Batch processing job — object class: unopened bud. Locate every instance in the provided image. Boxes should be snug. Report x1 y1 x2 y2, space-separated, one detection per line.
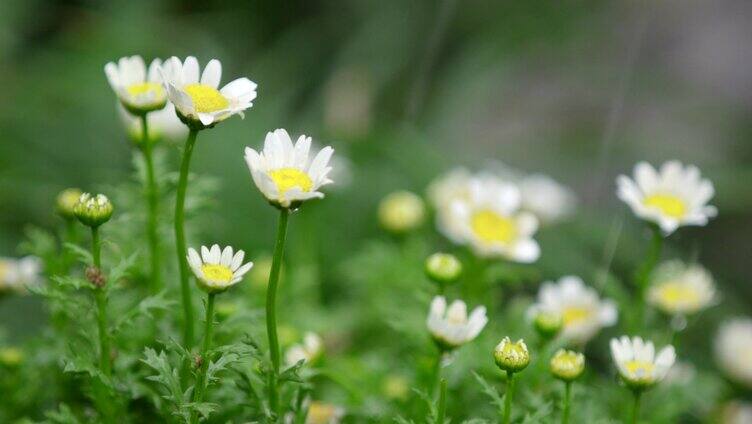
493 337 530 373
425 253 462 285
56 188 83 220
74 193 113 227
377 191 425 234
550 349 585 382
533 310 563 340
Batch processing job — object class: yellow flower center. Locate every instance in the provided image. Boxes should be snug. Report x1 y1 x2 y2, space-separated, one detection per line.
184 83 229 113
643 194 687 218
268 168 313 195
126 82 165 101
201 264 233 283
470 209 517 245
654 282 700 309
625 360 655 378
562 306 592 326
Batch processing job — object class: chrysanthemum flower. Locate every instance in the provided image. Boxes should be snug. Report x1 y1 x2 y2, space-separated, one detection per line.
244 129 334 209
428 168 474 242
105 56 167 114
550 349 585 381
160 56 257 128
426 296 487 350
528 276 617 344
187 245 253 293
0 256 41 294
715 318 752 388
74 193 114 228
117 102 187 143
616 160 717 235
610 336 675 389
285 332 323 366
647 260 716 316
493 337 531 373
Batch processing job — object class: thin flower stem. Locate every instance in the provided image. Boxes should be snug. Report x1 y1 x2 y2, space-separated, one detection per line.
436 378 447 424
430 350 443 397
140 115 161 294
91 227 110 378
266 207 290 415
631 390 642 424
190 293 216 424
175 129 198 347
561 381 572 424
502 371 515 424
634 225 663 329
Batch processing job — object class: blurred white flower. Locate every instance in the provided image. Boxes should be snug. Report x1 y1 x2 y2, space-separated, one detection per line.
377 191 425 234
647 260 716 316
160 56 256 127
617 160 717 235
610 336 675 389
285 332 323 366
0 256 41 294
117 102 188 143
715 318 752 388
519 173 576 224
427 296 487 350
721 400 752 424
187 245 253 293
427 168 473 243
245 129 335 209
528 276 617 344
104 55 167 114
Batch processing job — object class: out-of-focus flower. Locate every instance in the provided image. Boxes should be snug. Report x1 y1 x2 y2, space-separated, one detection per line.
519 173 576 224
56 188 82 220
550 349 585 382
74 193 114 228
427 168 473 243
532 310 563 340
610 336 675 389
118 102 188 144
715 318 752 388
0 256 41 294
377 191 425 234
425 252 462 286
494 337 530 373
104 55 167 114
306 401 344 424
426 296 487 350
382 374 409 401
244 129 334 209
528 276 617 344
617 160 717 235
187 245 253 293
720 400 752 424
324 66 373 138
285 332 323 366
160 56 256 128
647 260 716 316
0 347 23 367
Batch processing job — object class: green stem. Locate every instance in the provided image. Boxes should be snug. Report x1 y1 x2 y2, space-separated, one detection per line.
634 226 663 329
91 227 110 378
190 293 216 424
502 371 515 424
631 390 642 424
141 115 161 294
436 378 447 424
175 129 198 347
562 381 572 424
430 350 443 398
266 208 290 416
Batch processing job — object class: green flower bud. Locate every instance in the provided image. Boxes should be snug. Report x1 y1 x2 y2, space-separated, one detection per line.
377 191 425 234
533 310 563 340
56 188 83 220
550 349 585 382
425 253 462 285
494 337 530 373
73 193 113 228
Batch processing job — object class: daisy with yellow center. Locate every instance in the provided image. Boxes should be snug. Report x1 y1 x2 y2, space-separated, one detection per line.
105 56 167 114
244 129 335 209
426 296 488 350
617 160 717 235
187 244 253 293
610 336 675 389
528 276 617 345
647 260 715 316
160 56 257 128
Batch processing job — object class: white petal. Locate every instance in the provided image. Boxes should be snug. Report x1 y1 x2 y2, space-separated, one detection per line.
201 59 222 88
182 56 200 84
209 244 221 264
220 246 234 266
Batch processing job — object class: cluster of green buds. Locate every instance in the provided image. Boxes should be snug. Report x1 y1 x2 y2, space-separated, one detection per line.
73 193 114 228
550 349 585 382
532 310 563 340
425 252 462 287
493 337 530 373
56 188 83 221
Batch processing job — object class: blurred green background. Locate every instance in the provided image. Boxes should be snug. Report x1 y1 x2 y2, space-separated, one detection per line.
1 0 751 335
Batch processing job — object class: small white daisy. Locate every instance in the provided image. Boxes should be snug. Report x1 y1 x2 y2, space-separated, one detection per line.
715 318 752 389
617 160 717 235
187 245 253 293
285 332 323 366
426 296 488 350
647 260 716 316
105 55 167 114
244 129 334 208
160 56 257 128
528 276 617 345
610 336 675 389
0 256 42 294
117 102 188 143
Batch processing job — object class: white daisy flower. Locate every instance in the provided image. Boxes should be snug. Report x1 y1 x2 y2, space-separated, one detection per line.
104 55 167 114
715 318 752 388
187 245 253 293
0 256 42 294
244 129 334 209
427 168 473 243
647 260 716 316
285 332 323 366
610 336 675 389
519 173 576 224
528 276 617 345
117 102 188 143
450 177 540 262
616 160 717 235
426 296 488 350
160 56 257 128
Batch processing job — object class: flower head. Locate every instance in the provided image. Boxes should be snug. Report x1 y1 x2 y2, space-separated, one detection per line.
377 191 425 234
244 129 334 209
610 336 675 390
426 296 487 350
550 349 585 381
528 276 617 344
493 337 530 373
285 332 324 366
118 102 188 144
160 56 256 129
425 252 462 285
617 161 717 235
647 260 716 316
428 168 474 243
187 245 253 293
105 56 167 114
0 256 41 294
74 193 113 228
715 318 752 389
56 188 82 220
